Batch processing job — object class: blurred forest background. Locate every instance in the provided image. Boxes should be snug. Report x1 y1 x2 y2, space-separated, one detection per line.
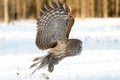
1 0 120 23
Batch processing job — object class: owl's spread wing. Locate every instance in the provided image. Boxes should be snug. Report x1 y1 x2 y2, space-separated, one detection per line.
36 0 74 50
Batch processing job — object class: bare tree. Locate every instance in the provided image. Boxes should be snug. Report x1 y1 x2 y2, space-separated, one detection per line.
2 0 120 21
16 0 20 20
94 0 103 17
36 0 40 17
22 0 26 19
75 0 81 17
90 0 94 17
103 0 108 18
81 0 87 18
116 0 119 17
11 0 15 20
4 0 9 23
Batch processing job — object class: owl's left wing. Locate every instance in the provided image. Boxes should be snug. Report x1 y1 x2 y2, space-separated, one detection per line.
36 0 74 50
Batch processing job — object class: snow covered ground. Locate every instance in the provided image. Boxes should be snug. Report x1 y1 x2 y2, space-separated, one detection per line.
0 18 120 80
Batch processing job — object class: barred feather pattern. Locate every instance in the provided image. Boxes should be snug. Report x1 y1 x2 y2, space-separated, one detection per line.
36 0 70 50
30 0 82 74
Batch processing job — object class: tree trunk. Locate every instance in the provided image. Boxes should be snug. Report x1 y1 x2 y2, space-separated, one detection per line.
36 0 40 17
103 0 108 18
116 0 119 17
76 0 81 17
16 0 20 20
23 0 26 19
90 0 94 17
4 0 9 23
81 0 86 18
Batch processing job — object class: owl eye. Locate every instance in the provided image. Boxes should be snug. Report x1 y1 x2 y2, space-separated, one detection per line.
79 44 82 49
69 14 74 19
79 46 81 49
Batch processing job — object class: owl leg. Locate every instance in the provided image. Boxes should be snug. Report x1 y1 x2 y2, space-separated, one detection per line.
30 53 59 73
45 53 57 72
41 53 59 72
48 63 54 72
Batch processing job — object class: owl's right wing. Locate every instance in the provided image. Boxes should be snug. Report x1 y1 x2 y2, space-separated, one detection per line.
36 0 74 50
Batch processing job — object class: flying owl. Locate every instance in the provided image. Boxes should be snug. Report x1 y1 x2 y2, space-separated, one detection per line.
30 0 82 74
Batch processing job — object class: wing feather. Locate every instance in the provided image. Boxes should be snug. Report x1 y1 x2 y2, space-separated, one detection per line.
36 0 74 50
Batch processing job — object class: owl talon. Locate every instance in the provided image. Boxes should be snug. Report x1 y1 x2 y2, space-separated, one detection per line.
48 63 54 72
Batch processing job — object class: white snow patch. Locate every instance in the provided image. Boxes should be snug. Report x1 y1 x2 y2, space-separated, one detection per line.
0 18 120 80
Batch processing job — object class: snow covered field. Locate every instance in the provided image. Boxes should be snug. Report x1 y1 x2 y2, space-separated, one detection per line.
0 18 120 80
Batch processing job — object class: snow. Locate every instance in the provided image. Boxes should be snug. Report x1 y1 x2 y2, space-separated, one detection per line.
0 18 120 80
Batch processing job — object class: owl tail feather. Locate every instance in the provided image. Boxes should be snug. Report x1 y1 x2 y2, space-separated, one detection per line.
30 53 57 74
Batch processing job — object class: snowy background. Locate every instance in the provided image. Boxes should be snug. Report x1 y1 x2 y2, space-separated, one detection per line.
0 18 120 80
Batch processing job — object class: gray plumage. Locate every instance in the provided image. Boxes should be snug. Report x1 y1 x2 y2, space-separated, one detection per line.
30 0 82 74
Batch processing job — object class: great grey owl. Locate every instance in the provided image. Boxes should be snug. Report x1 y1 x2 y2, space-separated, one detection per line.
30 0 82 74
